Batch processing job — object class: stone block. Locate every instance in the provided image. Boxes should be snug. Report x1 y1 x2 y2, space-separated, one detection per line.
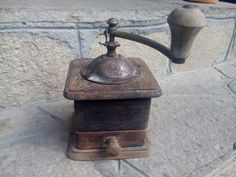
0 1 235 23
214 62 236 79
89 66 236 177
0 103 67 148
226 30 236 62
0 30 78 107
160 67 233 96
93 160 119 177
211 157 236 177
0 101 100 177
0 63 236 177
171 19 235 72
228 80 236 94
126 94 236 177
0 131 101 177
78 29 103 58
37 100 74 124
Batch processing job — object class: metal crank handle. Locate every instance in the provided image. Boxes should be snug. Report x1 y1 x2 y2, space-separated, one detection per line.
107 5 206 64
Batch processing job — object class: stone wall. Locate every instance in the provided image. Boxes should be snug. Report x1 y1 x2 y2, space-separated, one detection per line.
0 2 235 107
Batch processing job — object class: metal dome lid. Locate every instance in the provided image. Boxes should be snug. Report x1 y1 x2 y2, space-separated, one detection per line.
81 54 140 85
80 18 141 85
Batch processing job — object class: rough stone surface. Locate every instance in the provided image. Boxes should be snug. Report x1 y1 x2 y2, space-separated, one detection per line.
90 62 236 177
0 100 101 177
214 62 236 79
211 156 236 177
226 27 236 62
171 19 235 72
161 66 233 96
228 80 236 94
0 0 235 23
0 61 236 177
89 31 170 79
0 1 236 176
79 29 103 58
213 62 236 95
0 1 235 107
126 95 236 177
0 31 78 107
229 44 236 62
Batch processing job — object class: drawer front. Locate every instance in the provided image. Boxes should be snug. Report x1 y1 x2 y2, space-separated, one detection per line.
74 130 148 149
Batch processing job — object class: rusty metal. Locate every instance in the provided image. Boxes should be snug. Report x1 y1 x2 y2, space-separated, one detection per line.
111 5 206 64
81 5 206 84
81 54 140 84
81 19 141 84
113 31 172 59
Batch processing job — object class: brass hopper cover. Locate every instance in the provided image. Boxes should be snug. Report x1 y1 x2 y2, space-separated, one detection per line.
81 54 140 85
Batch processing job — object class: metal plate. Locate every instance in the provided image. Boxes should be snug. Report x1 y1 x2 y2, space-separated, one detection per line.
81 54 140 84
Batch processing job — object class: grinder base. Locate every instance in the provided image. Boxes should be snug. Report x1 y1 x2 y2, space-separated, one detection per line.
68 131 150 161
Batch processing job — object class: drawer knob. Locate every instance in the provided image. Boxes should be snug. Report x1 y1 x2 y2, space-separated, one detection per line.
104 136 121 156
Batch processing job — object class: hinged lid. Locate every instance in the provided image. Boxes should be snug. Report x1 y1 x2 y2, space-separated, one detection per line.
64 58 162 100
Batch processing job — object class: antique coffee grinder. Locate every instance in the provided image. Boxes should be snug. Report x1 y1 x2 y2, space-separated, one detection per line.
64 5 206 160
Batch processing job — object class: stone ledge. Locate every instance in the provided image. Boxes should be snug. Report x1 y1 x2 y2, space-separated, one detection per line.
0 0 235 24
0 62 235 177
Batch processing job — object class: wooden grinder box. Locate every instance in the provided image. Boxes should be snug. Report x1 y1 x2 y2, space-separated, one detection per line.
64 58 162 160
